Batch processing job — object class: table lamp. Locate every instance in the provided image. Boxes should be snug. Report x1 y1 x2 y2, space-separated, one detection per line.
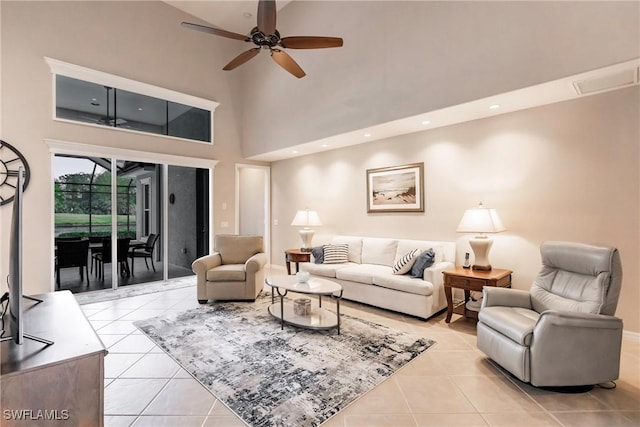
291 209 322 252
456 202 506 271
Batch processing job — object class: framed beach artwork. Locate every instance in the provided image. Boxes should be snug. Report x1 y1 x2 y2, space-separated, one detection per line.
366 162 424 213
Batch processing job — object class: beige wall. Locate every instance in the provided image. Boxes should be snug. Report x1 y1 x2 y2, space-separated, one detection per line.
1 1 638 336
240 1 639 157
0 1 265 295
271 87 640 333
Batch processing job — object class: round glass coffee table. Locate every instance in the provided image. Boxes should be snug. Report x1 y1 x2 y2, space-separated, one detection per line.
265 275 344 334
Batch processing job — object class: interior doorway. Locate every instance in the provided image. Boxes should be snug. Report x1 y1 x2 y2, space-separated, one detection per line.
235 164 270 265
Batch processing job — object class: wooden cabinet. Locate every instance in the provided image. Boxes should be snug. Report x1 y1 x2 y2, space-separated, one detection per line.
1 291 107 426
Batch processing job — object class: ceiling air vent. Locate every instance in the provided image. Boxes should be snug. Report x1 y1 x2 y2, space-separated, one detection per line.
573 67 639 95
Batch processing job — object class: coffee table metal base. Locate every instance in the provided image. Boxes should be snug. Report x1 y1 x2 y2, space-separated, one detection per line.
267 303 339 331
269 287 343 334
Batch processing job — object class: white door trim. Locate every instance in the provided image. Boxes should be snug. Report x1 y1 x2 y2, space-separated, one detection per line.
235 164 271 266
48 138 217 290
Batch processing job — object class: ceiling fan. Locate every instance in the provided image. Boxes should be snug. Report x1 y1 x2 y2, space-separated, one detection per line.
181 0 343 78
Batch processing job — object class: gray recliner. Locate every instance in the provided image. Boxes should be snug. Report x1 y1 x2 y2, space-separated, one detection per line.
477 241 623 387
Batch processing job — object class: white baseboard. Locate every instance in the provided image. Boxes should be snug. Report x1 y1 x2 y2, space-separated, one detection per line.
623 330 640 342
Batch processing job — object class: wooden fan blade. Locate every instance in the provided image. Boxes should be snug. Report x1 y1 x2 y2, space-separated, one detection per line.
223 48 261 71
181 22 249 42
257 0 277 35
271 49 306 78
280 36 344 49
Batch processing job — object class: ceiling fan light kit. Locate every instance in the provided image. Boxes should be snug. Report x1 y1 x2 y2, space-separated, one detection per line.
182 0 343 78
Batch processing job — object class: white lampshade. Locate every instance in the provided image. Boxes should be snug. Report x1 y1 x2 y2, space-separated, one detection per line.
456 202 505 235
291 209 322 252
456 202 505 271
290 210 322 227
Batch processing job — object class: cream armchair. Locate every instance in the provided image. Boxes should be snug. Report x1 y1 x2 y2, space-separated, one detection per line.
192 234 267 303
477 241 623 387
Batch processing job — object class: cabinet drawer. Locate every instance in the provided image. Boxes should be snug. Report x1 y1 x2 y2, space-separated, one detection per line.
447 276 485 289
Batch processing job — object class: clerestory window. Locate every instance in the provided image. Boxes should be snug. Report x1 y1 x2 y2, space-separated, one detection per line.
46 57 218 144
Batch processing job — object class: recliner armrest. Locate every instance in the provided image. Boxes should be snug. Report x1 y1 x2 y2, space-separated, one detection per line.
482 287 532 309
536 310 623 330
191 252 222 275
245 252 267 273
423 261 454 286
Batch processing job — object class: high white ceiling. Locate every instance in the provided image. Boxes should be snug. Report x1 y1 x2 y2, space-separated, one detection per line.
165 1 291 35
164 1 639 162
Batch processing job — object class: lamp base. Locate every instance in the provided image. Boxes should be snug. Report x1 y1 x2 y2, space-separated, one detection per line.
469 235 494 271
298 228 315 252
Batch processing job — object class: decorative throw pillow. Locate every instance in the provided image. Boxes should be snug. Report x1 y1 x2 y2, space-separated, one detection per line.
311 246 324 264
410 248 436 278
323 243 349 264
392 249 421 275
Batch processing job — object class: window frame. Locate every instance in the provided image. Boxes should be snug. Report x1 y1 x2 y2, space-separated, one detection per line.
45 57 219 145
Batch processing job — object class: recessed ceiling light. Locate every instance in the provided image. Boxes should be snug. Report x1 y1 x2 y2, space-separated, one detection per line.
421 120 431 125
292 150 298 154
364 133 372 137
489 104 501 110
138 107 143 111
321 144 328 148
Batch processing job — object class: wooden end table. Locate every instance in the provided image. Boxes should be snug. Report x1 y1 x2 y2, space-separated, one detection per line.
284 249 311 275
443 267 512 323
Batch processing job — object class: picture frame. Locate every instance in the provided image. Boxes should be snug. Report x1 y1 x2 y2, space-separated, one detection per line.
366 162 424 213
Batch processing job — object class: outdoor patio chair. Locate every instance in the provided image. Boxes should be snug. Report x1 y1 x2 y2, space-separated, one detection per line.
89 235 109 274
128 234 159 275
55 239 90 289
93 237 131 279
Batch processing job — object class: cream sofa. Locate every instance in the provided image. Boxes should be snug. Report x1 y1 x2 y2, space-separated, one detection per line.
299 236 456 319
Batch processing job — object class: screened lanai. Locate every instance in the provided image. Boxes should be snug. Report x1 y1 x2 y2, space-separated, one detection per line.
53 155 201 293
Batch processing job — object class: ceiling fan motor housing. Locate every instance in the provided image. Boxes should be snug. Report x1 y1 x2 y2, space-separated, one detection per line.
250 27 281 48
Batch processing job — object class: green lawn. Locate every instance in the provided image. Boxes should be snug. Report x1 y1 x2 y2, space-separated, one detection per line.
55 213 135 226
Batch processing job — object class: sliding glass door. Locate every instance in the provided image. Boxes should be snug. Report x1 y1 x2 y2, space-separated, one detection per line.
53 155 112 292
53 152 209 293
116 160 164 286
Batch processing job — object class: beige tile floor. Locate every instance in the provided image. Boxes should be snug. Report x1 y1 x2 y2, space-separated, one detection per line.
82 274 640 427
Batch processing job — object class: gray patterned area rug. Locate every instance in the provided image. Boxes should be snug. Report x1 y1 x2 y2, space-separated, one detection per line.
134 293 434 427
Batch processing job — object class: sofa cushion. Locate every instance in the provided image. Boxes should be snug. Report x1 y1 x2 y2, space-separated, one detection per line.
361 238 398 266
396 240 445 264
332 236 363 263
410 249 436 278
311 246 324 264
336 264 391 284
206 264 246 281
323 243 349 264
392 249 421 275
300 262 355 278
373 274 434 296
